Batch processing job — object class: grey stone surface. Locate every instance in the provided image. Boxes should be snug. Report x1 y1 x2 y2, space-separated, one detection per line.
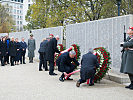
9 26 63 59
66 14 133 73
0 60 133 100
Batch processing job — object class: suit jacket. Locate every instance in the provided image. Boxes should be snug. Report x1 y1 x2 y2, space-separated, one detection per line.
20 41 27 52
0 41 7 56
38 40 48 53
9 41 17 56
46 38 60 61
56 52 79 72
80 52 99 80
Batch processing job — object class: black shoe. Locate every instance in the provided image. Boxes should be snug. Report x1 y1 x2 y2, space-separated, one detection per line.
67 77 73 80
125 84 131 88
39 69 43 71
59 77 64 82
129 87 133 90
7 62 10 64
20 62 22 64
76 81 81 87
89 83 94 86
23 62 26 64
49 73 57 75
1 65 5 66
11 65 14 66
45 69 48 71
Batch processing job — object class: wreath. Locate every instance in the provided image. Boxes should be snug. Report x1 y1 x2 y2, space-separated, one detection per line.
93 47 111 83
71 44 81 61
54 44 64 66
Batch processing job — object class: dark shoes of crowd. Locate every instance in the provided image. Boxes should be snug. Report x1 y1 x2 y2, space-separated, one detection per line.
76 81 94 87
125 84 133 90
59 77 73 82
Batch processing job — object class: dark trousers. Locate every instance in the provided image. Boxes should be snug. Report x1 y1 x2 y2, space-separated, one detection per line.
60 65 76 78
128 74 133 83
48 60 54 74
5 53 9 63
29 57 33 63
10 56 15 66
20 51 26 63
39 52 48 70
1 56 6 66
79 69 96 84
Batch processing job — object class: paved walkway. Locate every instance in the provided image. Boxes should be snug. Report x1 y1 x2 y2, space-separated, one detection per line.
0 60 133 100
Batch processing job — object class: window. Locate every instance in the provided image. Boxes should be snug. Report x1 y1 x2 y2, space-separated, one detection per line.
21 0 23 3
20 21 22 25
14 9 16 13
14 15 16 18
17 21 19 24
28 4 31 8
17 10 19 14
20 5 23 9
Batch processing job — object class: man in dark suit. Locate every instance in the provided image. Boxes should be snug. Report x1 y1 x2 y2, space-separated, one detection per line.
20 37 27 64
9 37 17 66
76 48 99 87
38 38 49 71
46 35 60 75
56 50 79 82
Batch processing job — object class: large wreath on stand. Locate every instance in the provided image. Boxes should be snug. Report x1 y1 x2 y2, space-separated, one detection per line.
93 47 111 83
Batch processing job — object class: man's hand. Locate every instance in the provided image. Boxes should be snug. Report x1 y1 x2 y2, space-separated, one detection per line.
17 49 19 51
23 49 25 51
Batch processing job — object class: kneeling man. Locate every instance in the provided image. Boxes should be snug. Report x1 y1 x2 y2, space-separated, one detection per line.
76 48 99 87
56 50 79 82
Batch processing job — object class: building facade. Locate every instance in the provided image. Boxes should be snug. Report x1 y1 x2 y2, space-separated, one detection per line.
0 0 24 31
23 0 35 26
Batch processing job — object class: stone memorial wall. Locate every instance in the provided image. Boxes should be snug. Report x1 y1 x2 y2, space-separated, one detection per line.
66 15 133 73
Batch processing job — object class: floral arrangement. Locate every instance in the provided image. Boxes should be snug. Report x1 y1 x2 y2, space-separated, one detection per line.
54 44 64 66
93 47 111 83
71 44 81 61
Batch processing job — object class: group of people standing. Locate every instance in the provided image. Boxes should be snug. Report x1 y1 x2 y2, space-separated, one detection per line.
38 34 99 87
0 34 36 66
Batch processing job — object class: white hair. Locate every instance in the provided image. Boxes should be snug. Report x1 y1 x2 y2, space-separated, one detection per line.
11 37 14 39
89 48 93 53
55 35 59 38
69 50 76 56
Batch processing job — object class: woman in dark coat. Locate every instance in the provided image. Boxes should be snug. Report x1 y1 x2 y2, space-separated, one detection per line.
0 37 8 66
15 38 21 65
9 37 17 66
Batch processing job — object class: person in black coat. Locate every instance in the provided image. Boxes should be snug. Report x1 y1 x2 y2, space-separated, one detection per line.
5 35 10 64
9 37 17 66
0 37 8 66
56 51 79 82
46 35 60 75
38 38 49 71
76 49 99 87
20 37 27 64
14 38 21 65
